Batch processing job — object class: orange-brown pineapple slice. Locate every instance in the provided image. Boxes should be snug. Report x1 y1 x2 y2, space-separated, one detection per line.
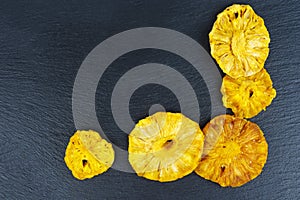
210 4 270 78
128 112 204 182
221 69 276 118
64 130 115 180
195 115 268 187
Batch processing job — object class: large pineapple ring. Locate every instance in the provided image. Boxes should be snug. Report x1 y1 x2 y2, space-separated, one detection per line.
64 130 115 180
209 4 270 78
128 112 204 182
195 115 268 187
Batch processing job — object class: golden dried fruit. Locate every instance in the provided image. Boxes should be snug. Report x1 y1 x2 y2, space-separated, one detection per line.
128 112 204 182
221 68 276 118
64 130 114 180
195 115 268 187
210 4 270 78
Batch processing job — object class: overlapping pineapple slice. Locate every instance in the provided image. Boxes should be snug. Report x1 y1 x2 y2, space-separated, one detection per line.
128 112 204 182
195 115 268 187
221 69 276 118
209 4 270 78
64 130 114 180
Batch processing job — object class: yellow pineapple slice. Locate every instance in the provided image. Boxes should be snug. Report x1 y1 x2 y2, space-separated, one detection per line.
195 115 268 187
210 4 270 78
64 130 114 180
221 68 276 118
128 112 204 182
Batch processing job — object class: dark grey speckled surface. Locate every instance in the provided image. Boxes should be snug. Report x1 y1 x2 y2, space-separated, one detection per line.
0 0 299 199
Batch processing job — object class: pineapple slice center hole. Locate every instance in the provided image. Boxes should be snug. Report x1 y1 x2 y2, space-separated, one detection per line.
249 90 254 98
221 165 226 172
82 159 88 167
163 139 174 150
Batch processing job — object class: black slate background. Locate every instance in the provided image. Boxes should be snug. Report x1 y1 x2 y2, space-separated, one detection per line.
0 0 299 199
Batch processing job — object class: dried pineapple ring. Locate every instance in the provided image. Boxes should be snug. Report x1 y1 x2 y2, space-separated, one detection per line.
128 112 204 182
64 130 114 180
195 115 268 187
210 4 270 78
221 68 276 118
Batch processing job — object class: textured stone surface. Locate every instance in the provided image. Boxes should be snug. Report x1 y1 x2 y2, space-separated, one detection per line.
0 0 299 199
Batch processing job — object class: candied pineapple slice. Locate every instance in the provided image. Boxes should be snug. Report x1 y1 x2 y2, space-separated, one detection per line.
64 130 114 180
195 115 268 187
128 112 204 182
221 68 276 118
210 4 270 78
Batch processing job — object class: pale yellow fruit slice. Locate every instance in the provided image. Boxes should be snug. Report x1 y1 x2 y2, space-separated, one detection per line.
128 112 204 182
